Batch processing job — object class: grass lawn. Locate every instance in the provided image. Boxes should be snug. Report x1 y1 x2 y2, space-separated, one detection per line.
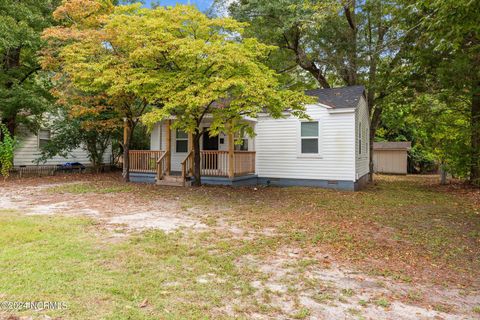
0 174 478 319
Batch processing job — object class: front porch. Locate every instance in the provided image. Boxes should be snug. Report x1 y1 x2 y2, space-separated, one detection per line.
127 120 256 186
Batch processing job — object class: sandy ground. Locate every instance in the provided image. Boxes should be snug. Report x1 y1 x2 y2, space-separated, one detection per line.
0 178 479 320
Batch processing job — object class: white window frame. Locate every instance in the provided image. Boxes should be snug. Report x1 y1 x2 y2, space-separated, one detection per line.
298 120 322 158
358 122 362 155
175 129 188 153
38 129 51 148
234 138 248 151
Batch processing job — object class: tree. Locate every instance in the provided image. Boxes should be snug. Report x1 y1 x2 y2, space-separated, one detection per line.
36 97 119 172
114 4 310 185
222 0 415 180
403 0 480 185
42 0 149 182
0 0 59 136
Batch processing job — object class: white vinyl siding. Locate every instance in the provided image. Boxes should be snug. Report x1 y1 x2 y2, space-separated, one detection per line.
13 126 111 166
256 104 356 181
355 96 370 178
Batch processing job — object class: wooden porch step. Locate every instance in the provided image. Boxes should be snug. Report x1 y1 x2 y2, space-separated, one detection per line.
156 175 191 187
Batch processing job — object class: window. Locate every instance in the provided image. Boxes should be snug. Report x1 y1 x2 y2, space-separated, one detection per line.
358 122 362 155
176 129 188 153
364 126 368 155
38 129 51 148
234 138 248 151
301 121 319 154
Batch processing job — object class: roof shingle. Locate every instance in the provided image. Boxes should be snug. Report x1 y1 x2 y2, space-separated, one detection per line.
305 85 365 109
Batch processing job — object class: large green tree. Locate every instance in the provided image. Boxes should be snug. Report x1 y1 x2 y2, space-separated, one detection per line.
0 0 59 136
118 5 310 185
222 0 414 179
43 0 150 182
44 2 309 185
402 0 480 184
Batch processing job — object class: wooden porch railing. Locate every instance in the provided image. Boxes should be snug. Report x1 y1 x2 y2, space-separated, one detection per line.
156 151 169 180
201 150 229 176
129 150 163 173
198 150 256 177
129 150 256 180
234 151 256 176
181 150 194 180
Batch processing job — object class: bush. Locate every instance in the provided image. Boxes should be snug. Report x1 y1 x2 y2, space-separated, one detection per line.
0 124 17 178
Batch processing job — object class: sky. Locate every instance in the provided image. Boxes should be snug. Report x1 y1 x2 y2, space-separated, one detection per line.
143 0 214 11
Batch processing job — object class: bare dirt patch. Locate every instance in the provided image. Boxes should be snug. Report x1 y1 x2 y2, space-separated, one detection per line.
0 175 209 233
234 247 480 319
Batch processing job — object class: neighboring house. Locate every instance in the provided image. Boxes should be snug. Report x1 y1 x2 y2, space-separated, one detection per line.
13 125 111 167
128 86 370 191
373 141 411 175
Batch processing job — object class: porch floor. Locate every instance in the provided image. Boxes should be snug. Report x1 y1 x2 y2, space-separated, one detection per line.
129 171 257 186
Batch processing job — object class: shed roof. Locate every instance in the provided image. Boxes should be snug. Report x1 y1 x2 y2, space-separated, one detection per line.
373 141 412 150
305 85 365 109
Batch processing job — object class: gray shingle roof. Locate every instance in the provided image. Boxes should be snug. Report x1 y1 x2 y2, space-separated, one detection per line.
373 141 412 150
305 85 365 109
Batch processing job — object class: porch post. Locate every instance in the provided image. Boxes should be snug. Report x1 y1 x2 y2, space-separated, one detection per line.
166 119 171 175
188 132 194 174
228 131 235 179
123 118 129 146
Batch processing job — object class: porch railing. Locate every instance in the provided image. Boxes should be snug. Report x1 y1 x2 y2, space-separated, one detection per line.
156 151 169 180
181 150 194 180
129 150 163 173
234 151 256 176
128 150 256 178
201 150 229 176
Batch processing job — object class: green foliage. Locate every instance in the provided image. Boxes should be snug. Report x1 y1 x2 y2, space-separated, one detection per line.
0 0 59 133
376 0 480 180
44 1 311 183
0 123 17 178
36 106 116 170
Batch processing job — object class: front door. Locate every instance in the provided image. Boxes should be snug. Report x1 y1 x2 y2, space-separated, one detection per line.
202 128 219 171
202 128 218 150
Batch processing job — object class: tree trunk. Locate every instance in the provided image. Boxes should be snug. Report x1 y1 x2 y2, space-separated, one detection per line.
369 105 383 181
470 81 480 185
122 121 134 182
192 131 202 186
440 164 447 185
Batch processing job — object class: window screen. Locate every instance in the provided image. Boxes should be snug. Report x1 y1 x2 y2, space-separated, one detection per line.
38 129 51 148
176 130 188 153
301 122 319 154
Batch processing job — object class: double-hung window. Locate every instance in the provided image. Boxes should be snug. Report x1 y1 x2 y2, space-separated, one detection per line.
38 129 51 148
176 129 188 153
300 121 319 154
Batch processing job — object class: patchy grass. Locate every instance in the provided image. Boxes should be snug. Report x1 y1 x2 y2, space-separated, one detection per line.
1 173 479 318
374 298 391 308
0 212 256 319
46 182 134 194
37 174 480 286
180 175 480 286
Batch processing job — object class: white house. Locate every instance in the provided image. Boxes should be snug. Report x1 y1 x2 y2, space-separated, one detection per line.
11 125 111 167
128 86 370 191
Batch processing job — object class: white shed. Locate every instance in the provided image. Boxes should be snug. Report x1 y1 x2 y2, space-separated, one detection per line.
373 141 411 174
